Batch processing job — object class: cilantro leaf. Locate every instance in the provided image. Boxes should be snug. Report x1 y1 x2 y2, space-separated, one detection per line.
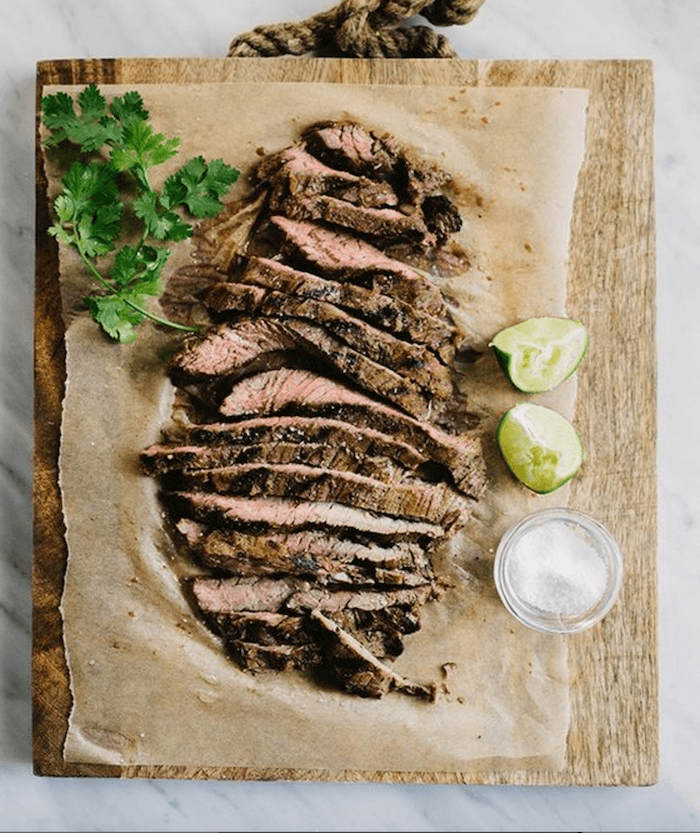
85 293 145 343
76 84 108 122
162 156 239 218
75 203 123 258
61 160 120 214
109 244 170 291
41 90 75 129
133 192 192 242
204 158 241 197
112 119 180 174
110 90 149 127
42 84 121 152
51 161 122 255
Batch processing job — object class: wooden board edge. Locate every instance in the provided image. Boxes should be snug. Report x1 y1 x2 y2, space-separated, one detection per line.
564 58 659 786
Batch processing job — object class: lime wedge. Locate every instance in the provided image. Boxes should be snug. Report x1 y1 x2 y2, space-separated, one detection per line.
497 402 584 493
491 317 588 393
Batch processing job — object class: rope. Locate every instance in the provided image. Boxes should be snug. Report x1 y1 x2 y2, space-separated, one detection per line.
228 0 486 59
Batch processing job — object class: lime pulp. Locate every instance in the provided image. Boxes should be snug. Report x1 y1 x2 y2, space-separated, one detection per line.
490 317 588 393
497 402 584 493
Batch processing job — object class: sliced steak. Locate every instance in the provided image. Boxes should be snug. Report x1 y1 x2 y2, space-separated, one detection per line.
291 585 436 660
193 596 435 695
233 257 456 360
270 216 448 316
167 492 446 541
400 157 451 205
301 121 401 181
193 577 436 663
255 145 398 209
421 194 464 243
286 583 436 615
283 317 433 416
203 284 453 398
228 640 321 673
142 118 482 702
301 120 451 207
279 195 431 245
193 576 433 617
160 263 229 324
171 318 433 419
310 608 437 700
168 415 430 473
197 609 322 672
141 439 416 483
216 369 487 499
191 575 300 614
177 520 432 585
202 281 267 314
198 609 310 646
208 621 321 672
170 318 295 381
165 462 469 528
193 191 268 270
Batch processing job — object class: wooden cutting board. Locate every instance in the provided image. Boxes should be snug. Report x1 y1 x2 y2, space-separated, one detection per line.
32 57 657 785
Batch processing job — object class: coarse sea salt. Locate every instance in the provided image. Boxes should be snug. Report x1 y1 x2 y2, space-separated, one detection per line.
505 519 609 616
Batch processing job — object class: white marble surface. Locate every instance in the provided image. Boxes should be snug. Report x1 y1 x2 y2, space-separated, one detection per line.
1 0 699 829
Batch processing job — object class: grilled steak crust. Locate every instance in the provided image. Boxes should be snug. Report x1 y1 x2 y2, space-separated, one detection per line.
300 120 454 212
194 600 437 696
309 608 437 700
421 194 464 243
284 317 435 417
201 610 313 647
300 121 402 181
192 576 441 684
280 194 431 245
141 440 419 483
161 414 430 473
227 640 321 673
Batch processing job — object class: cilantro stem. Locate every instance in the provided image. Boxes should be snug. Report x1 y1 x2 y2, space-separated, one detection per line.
125 302 199 333
76 242 198 334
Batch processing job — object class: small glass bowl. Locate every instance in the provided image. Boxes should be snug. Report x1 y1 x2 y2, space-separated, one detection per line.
494 507 623 634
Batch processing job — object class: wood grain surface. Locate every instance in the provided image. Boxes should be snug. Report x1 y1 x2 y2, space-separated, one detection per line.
33 57 657 785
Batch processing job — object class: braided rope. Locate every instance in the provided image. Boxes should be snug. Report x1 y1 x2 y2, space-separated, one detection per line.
228 0 486 59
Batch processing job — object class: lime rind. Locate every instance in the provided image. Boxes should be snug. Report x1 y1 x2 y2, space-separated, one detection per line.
491 316 588 393
497 402 584 493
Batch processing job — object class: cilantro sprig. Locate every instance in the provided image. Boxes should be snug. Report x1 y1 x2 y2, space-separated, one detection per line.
41 84 239 343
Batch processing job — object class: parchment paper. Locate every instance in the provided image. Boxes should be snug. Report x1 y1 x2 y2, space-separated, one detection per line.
44 81 589 772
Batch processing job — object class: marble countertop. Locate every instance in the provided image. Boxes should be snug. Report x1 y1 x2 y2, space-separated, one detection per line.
2 0 699 830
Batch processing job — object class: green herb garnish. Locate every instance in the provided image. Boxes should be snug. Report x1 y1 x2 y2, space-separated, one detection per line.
41 84 239 343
